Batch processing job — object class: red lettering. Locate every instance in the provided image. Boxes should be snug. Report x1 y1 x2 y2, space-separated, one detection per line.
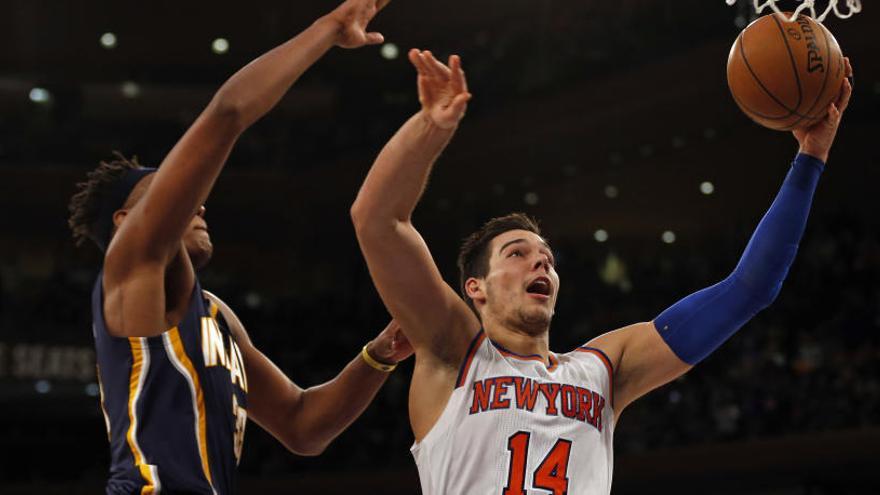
492 377 514 409
594 394 606 432
539 383 561 415
513 377 540 411
576 387 592 422
560 385 578 418
470 379 493 414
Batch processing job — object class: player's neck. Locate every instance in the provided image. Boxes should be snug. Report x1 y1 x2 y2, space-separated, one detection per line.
483 318 551 362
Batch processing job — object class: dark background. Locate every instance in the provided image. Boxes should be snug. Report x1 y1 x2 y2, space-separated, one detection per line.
0 0 878 493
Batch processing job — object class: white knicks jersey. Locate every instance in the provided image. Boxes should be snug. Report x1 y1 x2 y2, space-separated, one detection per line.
412 330 615 495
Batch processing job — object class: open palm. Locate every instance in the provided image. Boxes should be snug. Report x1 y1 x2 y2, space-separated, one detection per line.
409 49 471 129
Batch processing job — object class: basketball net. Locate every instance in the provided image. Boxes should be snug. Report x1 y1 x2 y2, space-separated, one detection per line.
724 0 862 22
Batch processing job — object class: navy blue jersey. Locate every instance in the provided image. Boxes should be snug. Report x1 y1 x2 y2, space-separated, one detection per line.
92 272 248 494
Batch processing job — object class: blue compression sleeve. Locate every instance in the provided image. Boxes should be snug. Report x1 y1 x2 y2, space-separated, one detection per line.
654 153 824 365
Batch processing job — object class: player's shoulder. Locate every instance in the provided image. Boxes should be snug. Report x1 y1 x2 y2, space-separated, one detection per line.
202 290 252 345
453 329 490 387
202 289 226 311
563 344 614 377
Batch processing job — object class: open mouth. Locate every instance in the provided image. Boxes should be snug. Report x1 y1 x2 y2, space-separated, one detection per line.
526 277 552 297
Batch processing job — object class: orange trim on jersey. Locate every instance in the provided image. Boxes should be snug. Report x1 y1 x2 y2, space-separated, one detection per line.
575 346 614 407
164 327 214 489
491 340 558 371
455 330 486 388
125 338 157 494
209 301 219 319
547 353 559 372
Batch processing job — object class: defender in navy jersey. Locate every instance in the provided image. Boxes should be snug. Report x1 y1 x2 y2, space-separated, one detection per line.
68 1 411 493
351 50 853 493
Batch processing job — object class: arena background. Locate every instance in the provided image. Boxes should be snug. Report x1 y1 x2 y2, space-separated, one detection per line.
1 0 878 493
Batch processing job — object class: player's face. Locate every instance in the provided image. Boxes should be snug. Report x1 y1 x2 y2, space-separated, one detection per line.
184 206 213 270
482 229 559 334
119 175 213 269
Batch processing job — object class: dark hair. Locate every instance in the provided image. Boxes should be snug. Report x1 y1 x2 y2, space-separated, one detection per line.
67 153 143 248
457 212 542 314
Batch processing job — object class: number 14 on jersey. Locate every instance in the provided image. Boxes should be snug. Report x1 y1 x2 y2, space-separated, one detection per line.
503 431 573 495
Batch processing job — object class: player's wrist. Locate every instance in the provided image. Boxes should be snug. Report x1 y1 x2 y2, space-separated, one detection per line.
312 14 343 40
417 109 458 133
797 145 829 164
362 342 397 372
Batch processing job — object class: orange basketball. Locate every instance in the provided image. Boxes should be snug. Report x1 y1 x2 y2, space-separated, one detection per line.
727 13 845 131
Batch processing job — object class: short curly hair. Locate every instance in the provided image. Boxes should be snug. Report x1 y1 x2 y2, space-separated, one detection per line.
457 212 543 314
67 153 144 249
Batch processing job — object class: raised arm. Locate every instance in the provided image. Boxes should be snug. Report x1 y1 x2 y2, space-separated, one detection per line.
109 0 387 268
103 0 387 337
205 292 412 455
590 59 854 416
350 50 478 367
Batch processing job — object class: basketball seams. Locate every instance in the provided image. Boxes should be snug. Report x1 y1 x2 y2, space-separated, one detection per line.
786 17 834 128
770 14 805 111
730 88 798 122
739 23 796 119
730 34 793 122
730 13 843 131
805 23 840 120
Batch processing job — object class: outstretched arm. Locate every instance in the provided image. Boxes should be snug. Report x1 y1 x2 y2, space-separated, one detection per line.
111 0 386 266
207 292 413 455
590 59 854 415
351 50 478 367
104 0 387 337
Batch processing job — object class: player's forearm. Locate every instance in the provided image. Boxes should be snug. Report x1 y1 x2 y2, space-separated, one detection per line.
731 153 823 302
211 17 339 131
351 112 456 229
123 19 342 260
287 353 390 455
655 153 824 364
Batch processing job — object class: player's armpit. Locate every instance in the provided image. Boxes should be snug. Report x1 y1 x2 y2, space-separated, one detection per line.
103 260 184 338
586 322 692 416
409 351 464 441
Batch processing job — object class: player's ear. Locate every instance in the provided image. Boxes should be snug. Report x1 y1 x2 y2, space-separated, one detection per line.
465 277 486 305
112 209 128 228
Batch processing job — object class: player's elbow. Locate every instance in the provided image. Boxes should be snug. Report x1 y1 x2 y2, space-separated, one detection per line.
350 201 394 239
280 423 333 456
207 88 250 133
751 283 783 310
350 200 369 231
278 401 335 456
732 273 783 312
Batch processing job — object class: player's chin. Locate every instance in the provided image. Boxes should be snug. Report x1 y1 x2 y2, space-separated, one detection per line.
517 307 553 334
186 238 214 270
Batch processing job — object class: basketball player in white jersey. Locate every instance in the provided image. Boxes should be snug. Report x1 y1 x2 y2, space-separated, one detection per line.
351 50 852 494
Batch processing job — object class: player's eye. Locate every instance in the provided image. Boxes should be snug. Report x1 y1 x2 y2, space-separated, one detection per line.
508 249 523 258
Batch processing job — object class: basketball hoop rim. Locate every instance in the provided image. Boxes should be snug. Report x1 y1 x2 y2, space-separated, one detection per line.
724 0 862 22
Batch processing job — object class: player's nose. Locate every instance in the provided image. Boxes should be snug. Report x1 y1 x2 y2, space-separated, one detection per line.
196 205 206 218
533 256 549 272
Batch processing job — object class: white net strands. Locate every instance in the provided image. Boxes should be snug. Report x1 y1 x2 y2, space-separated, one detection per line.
724 0 863 22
